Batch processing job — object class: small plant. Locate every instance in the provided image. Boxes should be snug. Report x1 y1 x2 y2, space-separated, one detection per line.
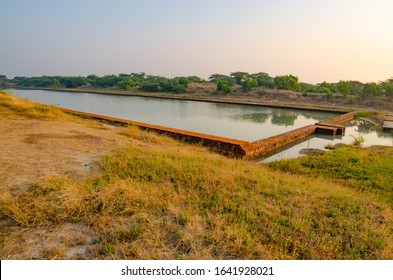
355 111 374 119
351 135 365 146
348 96 355 104
326 92 333 99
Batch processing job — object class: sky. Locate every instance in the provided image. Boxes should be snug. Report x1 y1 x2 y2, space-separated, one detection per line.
1 0 393 84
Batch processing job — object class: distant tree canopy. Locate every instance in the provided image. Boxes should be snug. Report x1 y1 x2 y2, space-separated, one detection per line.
7 72 393 98
274 75 301 91
230 72 249 85
11 73 199 94
216 80 232 94
209 74 236 85
251 72 275 88
0 75 7 87
241 77 258 91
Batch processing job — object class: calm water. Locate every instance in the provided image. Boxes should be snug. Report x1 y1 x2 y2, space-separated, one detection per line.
7 89 338 142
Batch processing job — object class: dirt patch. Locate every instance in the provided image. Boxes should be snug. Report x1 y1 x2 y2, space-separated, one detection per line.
0 114 133 259
0 116 130 193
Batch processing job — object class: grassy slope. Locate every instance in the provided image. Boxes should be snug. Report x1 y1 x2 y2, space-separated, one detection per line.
268 146 393 208
1 92 393 259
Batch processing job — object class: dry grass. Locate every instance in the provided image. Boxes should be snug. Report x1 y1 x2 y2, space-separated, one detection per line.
1 92 393 260
0 92 95 125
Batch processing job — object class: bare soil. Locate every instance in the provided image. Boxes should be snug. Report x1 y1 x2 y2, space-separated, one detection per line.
0 116 129 193
0 115 132 259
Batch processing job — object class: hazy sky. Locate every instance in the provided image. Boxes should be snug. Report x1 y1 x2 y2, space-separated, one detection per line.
1 0 392 83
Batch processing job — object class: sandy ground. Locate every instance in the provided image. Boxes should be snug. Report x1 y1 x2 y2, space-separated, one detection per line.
0 115 131 259
0 116 129 193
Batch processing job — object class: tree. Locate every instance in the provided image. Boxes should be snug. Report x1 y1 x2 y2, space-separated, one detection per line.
139 82 160 92
251 72 275 88
216 80 232 94
336 80 350 96
59 76 88 88
0 75 7 87
348 80 364 95
273 75 301 91
186 76 204 83
319 81 337 93
381 78 393 97
230 71 249 85
361 82 381 97
177 77 190 87
241 77 258 91
209 74 235 85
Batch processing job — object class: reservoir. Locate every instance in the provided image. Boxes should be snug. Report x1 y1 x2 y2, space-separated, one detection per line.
7 89 393 160
7 88 337 142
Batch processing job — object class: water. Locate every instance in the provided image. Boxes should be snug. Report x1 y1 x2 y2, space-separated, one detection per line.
7 88 338 142
261 119 393 163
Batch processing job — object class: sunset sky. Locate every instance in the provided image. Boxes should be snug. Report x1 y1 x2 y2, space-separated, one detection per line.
1 0 392 83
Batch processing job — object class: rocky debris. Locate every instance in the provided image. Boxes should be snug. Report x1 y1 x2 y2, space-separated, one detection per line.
299 148 325 156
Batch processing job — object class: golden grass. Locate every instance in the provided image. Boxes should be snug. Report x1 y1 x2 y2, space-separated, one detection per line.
1 92 392 259
1 141 392 259
0 92 97 127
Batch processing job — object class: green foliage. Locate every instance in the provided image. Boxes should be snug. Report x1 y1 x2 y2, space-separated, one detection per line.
381 78 393 97
348 96 355 104
348 81 364 95
177 77 190 87
305 86 331 94
186 76 204 83
230 71 249 84
351 135 365 146
241 77 258 91
92 75 122 88
268 146 393 208
354 111 374 119
361 82 382 97
216 80 232 94
209 74 235 85
59 76 88 88
336 81 350 96
139 82 160 92
273 75 301 91
252 72 275 88
0 75 7 87
16 76 60 87
319 81 337 93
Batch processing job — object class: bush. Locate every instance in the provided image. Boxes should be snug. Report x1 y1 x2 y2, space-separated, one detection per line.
348 96 355 104
216 80 232 94
241 78 258 91
139 82 160 92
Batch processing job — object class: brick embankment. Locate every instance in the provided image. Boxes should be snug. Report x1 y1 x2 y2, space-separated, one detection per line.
317 112 356 125
244 125 317 159
61 108 356 159
61 108 249 157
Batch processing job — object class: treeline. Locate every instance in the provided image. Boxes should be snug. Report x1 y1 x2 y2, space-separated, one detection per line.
2 72 393 97
7 73 203 93
209 71 393 97
209 72 301 93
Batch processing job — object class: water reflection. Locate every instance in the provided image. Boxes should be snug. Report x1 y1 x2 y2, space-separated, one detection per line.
232 113 270 123
271 111 298 126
